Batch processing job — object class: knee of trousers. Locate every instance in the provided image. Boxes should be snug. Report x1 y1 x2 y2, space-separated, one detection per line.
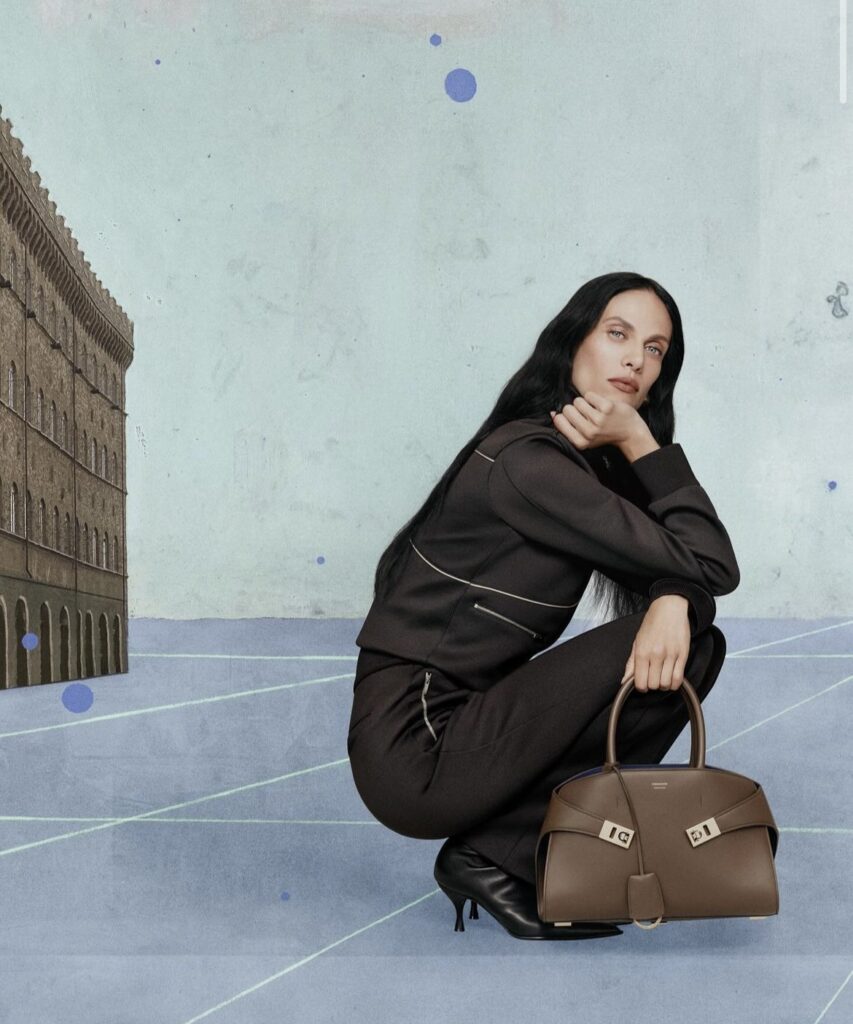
349 752 459 841
684 623 727 700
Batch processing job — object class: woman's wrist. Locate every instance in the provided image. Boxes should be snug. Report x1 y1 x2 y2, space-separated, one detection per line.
619 422 661 463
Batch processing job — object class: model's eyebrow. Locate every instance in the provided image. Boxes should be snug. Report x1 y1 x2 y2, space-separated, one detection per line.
605 316 671 348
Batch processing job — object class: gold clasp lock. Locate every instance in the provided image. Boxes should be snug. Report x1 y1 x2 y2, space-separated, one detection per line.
686 816 721 847
599 819 634 848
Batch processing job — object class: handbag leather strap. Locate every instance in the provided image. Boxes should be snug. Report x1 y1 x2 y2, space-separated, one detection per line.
539 781 779 857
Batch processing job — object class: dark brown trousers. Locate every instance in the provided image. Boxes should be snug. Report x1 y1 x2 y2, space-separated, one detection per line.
347 612 727 886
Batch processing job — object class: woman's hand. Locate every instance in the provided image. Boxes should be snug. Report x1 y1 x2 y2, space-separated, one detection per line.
549 391 642 450
620 595 691 692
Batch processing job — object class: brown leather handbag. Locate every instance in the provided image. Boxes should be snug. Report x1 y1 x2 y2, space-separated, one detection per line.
535 676 780 930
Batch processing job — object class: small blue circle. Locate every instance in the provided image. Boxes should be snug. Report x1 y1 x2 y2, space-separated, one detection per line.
21 632 39 651
445 67 477 102
280 891 290 901
828 480 837 490
62 683 94 714
316 555 325 564
430 33 442 46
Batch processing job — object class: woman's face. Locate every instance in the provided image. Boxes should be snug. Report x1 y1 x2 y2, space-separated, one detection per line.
571 289 672 408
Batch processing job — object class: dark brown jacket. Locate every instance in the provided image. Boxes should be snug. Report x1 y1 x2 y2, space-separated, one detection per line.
356 413 740 691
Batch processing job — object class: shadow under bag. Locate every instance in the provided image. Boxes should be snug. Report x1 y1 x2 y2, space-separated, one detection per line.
535 675 780 930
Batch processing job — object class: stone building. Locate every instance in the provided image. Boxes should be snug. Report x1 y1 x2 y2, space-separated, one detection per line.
0 104 133 687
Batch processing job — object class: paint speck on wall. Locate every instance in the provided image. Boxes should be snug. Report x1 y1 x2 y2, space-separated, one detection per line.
316 555 325 564
62 683 94 714
827 480 837 490
430 33 441 46
445 68 477 102
21 632 39 651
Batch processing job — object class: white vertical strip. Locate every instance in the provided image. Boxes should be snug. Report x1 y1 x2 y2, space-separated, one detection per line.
842 0 848 103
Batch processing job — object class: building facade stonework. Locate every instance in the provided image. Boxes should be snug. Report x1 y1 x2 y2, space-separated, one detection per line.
0 104 134 687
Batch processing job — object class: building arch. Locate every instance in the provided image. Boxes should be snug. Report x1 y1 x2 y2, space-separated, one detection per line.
76 609 84 678
59 606 71 681
0 597 7 689
112 614 124 673
15 597 29 687
84 610 95 677
98 613 109 675
39 602 52 684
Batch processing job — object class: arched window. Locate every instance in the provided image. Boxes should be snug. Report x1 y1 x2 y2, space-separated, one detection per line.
62 411 68 449
26 490 32 539
39 498 47 544
113 535 119 572
50 301 56 337
8 250 16 292
82 431 88 466
92 526 98 565
50 401 57 440
37 388 44 431
62 317 68 347
64 513 71 554
82 523 88 562
112 373 117 401
113 452 118 482
53 506 60 548
92 357 98 390
102 532 108 568
7 361 16 410
101 444 107 479
91 437 96 472
10 483 18 534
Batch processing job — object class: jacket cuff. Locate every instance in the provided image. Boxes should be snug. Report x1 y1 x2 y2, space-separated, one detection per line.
629 443 700 502
648 578 717 636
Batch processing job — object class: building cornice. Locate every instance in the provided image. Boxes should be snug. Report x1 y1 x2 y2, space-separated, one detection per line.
0 104 134 370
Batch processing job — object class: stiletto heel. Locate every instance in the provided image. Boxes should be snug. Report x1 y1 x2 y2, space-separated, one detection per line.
469 898 479 920
437 882 469 931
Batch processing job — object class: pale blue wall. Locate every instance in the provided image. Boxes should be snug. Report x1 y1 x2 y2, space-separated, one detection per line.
0 0 848 618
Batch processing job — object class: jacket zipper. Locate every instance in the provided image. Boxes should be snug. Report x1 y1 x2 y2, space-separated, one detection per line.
473 601 543 640
421 671 437 742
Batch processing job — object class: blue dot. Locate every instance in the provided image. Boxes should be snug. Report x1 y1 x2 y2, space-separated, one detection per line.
316 555 325 564
62 683 94 714
445 67 477 102
155 58 161 65
827 480 837 490
280 891 290 901
430 33 442 46
21 632 38 651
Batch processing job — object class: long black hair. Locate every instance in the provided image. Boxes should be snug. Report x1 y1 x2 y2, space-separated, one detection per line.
371 271 686 624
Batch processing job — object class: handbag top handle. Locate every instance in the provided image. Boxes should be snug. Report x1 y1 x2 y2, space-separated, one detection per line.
605 677 706 769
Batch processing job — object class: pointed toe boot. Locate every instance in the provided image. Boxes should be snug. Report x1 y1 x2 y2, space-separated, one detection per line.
433 836 623 940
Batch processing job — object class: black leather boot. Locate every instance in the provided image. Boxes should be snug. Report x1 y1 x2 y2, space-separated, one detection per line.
433 836 623 940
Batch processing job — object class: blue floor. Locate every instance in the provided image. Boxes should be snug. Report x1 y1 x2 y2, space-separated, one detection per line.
0 616 849 1024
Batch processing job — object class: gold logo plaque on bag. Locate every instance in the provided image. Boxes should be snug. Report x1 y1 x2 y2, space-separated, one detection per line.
599 819 634 848
686 816 721 847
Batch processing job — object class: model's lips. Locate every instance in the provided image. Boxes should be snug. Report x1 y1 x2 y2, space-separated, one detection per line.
608 378 639 394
